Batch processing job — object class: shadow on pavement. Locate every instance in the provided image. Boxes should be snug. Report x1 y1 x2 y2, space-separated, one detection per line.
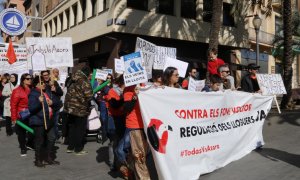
268 110 300 127
255 148 300 168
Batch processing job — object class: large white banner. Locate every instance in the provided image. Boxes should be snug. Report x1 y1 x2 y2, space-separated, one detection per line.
138 88 273 180
0 45 27 73
26 37 74 68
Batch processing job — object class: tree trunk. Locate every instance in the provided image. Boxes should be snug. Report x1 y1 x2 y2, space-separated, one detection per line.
208 0 223 52
280 0 293 109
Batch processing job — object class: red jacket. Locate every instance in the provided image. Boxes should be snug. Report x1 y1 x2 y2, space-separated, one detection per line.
208 58 225 75
10 86 31 122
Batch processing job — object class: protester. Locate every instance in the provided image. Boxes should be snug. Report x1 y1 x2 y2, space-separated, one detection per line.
163 67 181 88
208 48 225 75
2 73 18 136
29 76 60 167
41 70 63 139
217 64 235 90
151 69 164 87
182 67 197 89
10 73 34 156
106 75 126 171
64 65 93 155
51 68 60 81
241 63 261 93
123 85 150 180
202 74 223 92
0 74 9 117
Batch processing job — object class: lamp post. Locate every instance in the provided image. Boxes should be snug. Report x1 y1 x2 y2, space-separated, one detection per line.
252 14 262 66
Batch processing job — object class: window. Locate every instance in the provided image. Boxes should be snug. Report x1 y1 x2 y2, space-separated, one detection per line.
104 0 109 10
223 3 234 26
59 13 63 31
80 0 86 20
72 3 78 25
92 0 97 16
9 3 17 8
35 4 39 17
158 0 174 15
181 0 196 19
53 17 57 35
127 0 148 11
65 9 70 29
275 16 282 35
203 0 212 22
49 22 52 37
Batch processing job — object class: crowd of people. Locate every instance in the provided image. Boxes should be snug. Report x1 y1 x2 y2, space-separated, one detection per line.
0 48 262 180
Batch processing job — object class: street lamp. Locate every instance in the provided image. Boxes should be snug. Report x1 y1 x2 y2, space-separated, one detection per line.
252 14 262 66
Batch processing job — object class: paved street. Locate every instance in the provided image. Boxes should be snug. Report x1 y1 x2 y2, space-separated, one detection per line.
0 109 299 180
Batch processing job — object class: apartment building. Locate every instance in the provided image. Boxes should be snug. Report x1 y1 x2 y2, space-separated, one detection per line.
40 0 298 86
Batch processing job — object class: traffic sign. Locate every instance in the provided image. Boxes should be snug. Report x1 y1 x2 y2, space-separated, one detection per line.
0 8 27 36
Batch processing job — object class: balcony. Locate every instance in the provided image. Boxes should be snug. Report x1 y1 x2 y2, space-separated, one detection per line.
248 27 275 46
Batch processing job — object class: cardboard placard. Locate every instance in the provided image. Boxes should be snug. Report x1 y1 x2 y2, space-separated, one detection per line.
163 57 188 78
256 74 287 95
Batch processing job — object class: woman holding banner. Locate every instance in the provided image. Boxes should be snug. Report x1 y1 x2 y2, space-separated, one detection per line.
28 76 60 167
2 73 18 136
163 67 181 88
10 73 33 157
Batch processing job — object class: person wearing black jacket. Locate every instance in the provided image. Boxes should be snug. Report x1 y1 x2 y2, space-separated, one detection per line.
29 76 60 167
241 63 261 93
41 70 63 139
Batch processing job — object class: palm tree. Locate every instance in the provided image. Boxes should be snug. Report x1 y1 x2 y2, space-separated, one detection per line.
280 0 294 109
208 0 223 52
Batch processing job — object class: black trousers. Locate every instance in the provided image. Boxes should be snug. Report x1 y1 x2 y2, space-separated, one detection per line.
67 114 87 152
15 119 34 151
33 125 56 159
5 116 13 135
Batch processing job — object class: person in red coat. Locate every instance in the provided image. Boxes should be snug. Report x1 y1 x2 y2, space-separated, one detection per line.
10 73 33 157
207 48 225 75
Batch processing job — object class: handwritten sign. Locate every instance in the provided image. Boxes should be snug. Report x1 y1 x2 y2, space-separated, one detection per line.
115 58 124 74
163 57 188 78
26 37 74 68
31 51 46 71
154 46 176 70
188 78 206 92
135 37 156 79
256 74 287 95
95 69 108 80
123 51 148 87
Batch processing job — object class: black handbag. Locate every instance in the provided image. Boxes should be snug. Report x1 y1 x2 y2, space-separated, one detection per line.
19 109 31 120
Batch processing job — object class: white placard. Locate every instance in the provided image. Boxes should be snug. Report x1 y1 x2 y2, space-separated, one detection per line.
154 46 177 70
188 78 206 92
163 57 188 78
26 37 74 68
256 74 287 95
138 88 273 180
0 45 27 73
102 68 113 75
31 51 46 71
95 69 109 80
123 51 148 87
135 37 156 79
115 58 125 74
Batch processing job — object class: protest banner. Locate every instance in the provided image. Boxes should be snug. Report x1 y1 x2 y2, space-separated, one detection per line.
138 88 273 180
154 46 177 70
123 51 148 87
26 37 74 68
135 37 156 78
188 78 205 91
256 74 287 95
31 51 46 71
114 58 124 74
95 69 109 80
0 45 27 73
163 56 188 77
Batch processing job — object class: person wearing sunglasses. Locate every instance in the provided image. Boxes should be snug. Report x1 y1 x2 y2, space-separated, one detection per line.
218 64 235 90
10 73 34 157
241 63 261 93
182 67 198 89
163 66 181 88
